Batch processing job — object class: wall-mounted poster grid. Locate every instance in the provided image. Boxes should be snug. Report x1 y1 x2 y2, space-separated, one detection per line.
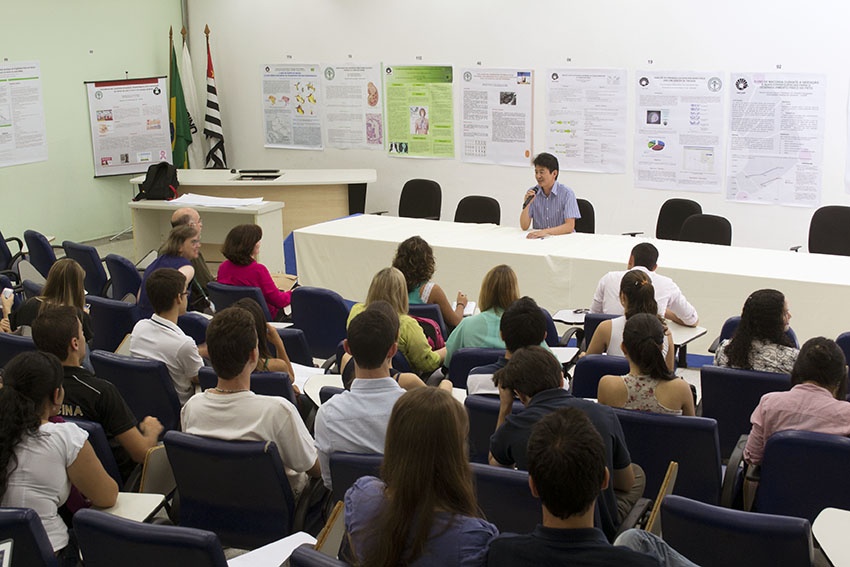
634 71 725 192
384 65 454 159
0 61 48 169
85 77 170 178
262 64 324 150
727 73 825 207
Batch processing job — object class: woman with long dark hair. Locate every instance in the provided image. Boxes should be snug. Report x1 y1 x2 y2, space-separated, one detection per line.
0 351 118 563
344 387 497 565
715 289 798 373
598 313 695 416
232 297 296 382
585 270 675 371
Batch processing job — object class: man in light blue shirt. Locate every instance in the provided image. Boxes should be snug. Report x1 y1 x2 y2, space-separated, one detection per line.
520 152 581 239
313 304 405 489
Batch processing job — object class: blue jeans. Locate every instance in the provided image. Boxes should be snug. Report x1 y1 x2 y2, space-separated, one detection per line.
614 529 700 567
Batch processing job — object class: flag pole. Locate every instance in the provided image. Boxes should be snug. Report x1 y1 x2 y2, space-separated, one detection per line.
181 25 187 45
169 26 173 68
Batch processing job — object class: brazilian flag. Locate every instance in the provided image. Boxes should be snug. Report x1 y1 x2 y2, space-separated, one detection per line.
169 40 192 169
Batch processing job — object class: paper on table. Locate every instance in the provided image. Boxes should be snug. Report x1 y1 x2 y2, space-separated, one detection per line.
291 362 326 391
451 301 477 316
171 193 265 208
226 531 317 567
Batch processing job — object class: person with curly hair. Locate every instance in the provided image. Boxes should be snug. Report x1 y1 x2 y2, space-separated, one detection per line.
715 289 798 374
392 235 467 328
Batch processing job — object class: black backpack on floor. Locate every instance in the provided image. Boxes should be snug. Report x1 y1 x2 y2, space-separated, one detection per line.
134 161 179 201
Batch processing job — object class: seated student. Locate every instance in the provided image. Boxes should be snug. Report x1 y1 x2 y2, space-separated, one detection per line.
744 337 850 466
181 307 320 500
445 264 520 366
715 289 798 374
348 267 445 377
489 346 644 541
32 306 164 483
598 313 695 416
232 297 296 383
170 207 214 308
130 268 203 406
0 352 118 561
467 296 548 396
217 224 292 321
392 235 468 329
345 387 498 566
584 270 675 372
487 407 697 567
137 225 200 319
315 306 406 489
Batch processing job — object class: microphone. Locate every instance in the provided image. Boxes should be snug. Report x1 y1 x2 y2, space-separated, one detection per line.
523 187 539 209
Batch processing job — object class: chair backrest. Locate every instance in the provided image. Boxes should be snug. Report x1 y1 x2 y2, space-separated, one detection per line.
90 350 181 433
290 543 350 567
447 347 503 389
699 365 791 458
0 332 36 368
207 281 272 321
329 452 383 504
283 231 297 275
0 231 23 274
86 295 141 353
808 205 850 256
571 354 630 398
62 241 108 297
582 313 617 349
73 508 228 567
163 430 295 549
471 463 540 533
176 312 210 346
104 253 142 302
23 230 58 279
22 279 43 300
756 430 850 523
453 195 501 225
837 331 850 371
279 327 315 367
539 307 561 348
463 394 524 464
399 179 442 220
656 198 702 240
291 286 352 360
661 495 812 567
575 199 595 234
320 386 345 405
407 303 449 341
64 417 123 488
613 408 722 504
0 507 58 567
716 315 799 349
198 366 298 406
678 214 732 246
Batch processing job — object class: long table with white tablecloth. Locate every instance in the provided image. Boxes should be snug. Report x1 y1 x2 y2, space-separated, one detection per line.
294 215 850 352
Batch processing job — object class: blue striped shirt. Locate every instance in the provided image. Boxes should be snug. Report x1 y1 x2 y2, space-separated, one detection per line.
527 180 581 230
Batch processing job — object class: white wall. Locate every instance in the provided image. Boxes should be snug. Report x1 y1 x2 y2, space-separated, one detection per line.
186 0 850 251
0 0 183 242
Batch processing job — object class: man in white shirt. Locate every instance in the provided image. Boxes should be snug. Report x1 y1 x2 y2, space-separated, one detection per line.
181 306 320 498
590 243 699 327
314 303 405 489
130 268 203 405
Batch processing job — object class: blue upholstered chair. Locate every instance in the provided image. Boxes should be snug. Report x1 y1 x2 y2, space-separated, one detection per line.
328 452 383 504
0 507 58 566
74 508 229 567
613 407 722 504
291 286 354 360
290 544 350 567
0 229 24 285
0 332 36 368
319 386 345 405
661 495 812 567
463 394 524 464
63 240 109 297
709 315 799 353
90 350 181 433
198 366 297 406
104 253 142 302
177 312 210 346
699 365 791 458
571 354 630 399
582 313 618 349
164 431 299 550
85 295 141 353
207 281 273 320
470 463 539 533
21 278 43 300
408 303 448 341
23 229 61 279
447 347 503 389
64 417 123 488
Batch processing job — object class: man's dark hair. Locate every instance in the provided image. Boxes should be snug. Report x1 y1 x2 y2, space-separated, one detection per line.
31 305 81 361
501 297 546 353
146 268 186 314
630 242 658 270
347 307 397 370
207 307 258 379
528 407 607 518
493 345 561 396
533 152 559 178
365 300 400 340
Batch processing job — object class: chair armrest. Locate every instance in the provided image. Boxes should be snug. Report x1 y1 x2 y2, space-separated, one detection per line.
708 335 721 354
720 433 748 508
616 497 652 536
559 326 585 349
621 231 644 237
5 236 23 253
790 245 802 252
322 354 338 373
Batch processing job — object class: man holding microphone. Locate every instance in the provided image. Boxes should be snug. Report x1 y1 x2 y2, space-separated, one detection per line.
519 152 581 239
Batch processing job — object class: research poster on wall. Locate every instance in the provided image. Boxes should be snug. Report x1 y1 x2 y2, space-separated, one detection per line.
85 77 170 177
321 63 383 150
726 73 826 206
634 71 725 192
546 69 627 173
459 68 532 167
384 65 454 158
0 61 47 169
262 64 323 150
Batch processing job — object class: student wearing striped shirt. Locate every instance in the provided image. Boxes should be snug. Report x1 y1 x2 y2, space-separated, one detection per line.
519 152 581 239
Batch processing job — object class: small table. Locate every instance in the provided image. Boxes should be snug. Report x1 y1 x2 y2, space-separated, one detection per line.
94 492 165 522
814 507 850 567
303 374 344 407
668 321 708 368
